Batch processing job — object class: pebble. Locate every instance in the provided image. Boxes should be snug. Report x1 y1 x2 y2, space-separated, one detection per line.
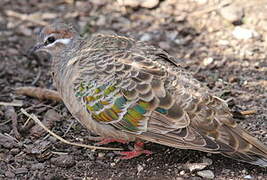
232 27 257 40
31 163 45 170
5 171 15 178
197 170 215 179
88 152 96 161
184 162 210 172
244 175 253 179
220 4 244 23
193 0 208 4
228 75 239 83
141 0 159 8
14 167 28 175
137 164 144 174
203 57 214 66
202 157 213 165
10 148 20 155
96 15 106 26
98 152 105 158
110 162 116 167
166 31 178 41
159 41 170 50
119 0 159 8
50 155 76 168
7 48 19 55
140 33 152 41
18 26 32 36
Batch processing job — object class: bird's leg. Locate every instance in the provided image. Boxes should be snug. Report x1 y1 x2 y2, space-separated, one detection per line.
119 141 152 159
90 137 152 159
95 138 128 145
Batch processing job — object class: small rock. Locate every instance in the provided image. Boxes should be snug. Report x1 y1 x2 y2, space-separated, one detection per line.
118 0 139 7
140 33 152 41
119 0 159 8
179 170 185 175
197 170 215 179
232 27 258 40
106 152 116 158
228 76 239 83
166 31 178 41
217 40 229 46
202 157 213 165
88 152 96 161
220 4 244 23
193 0 208 4
184 162 210 172
7 48 19 55
203 57 214 66
0 133 17 149
18 26 32 36
98 152 105 158
14 167 28 175
31 163 45 170
244 175 253 179
10 148 20 155
140 0 159 8
96 15 106 26
51 155 76 168
159 41 170 50
5 171 15 178
174 39 182 45
137 164 144 174
110 162 116 167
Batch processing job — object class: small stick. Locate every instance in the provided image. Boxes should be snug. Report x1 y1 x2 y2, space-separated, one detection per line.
15 87 62 102
190 1 230 17
31 69 42 85
20 108 123 151
240 110 257 116
0 101 23 107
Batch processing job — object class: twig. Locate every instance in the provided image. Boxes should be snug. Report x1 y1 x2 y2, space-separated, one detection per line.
5 106 21 139
0 119 12 126
0 101 23 107
20 108 123 151
240 110 257 116
15 87 62 102
63 120 75 137
190 1 231 17
31 69 42 85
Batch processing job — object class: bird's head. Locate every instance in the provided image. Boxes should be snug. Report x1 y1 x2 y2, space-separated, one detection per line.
31 22 78 55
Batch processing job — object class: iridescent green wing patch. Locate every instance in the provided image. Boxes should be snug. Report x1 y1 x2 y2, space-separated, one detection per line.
74 81 150 133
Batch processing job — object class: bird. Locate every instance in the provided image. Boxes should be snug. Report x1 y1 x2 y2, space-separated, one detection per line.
31 22 267 167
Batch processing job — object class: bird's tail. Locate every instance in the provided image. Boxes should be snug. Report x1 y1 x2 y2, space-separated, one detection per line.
221 126 267 167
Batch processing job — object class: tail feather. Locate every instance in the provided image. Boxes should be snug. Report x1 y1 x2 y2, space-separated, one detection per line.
222 126 267 167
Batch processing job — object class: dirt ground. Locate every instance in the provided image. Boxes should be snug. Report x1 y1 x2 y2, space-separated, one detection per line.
0 0 267 179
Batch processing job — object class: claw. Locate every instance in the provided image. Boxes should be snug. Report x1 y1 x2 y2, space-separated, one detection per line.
119 141 152 159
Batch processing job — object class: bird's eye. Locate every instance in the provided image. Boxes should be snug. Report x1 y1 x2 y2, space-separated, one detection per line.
45 36 56 45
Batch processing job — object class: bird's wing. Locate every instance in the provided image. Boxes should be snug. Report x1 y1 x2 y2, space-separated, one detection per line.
73 34 267 166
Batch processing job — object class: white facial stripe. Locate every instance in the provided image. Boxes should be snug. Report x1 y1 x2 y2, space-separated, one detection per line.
46 38 71 47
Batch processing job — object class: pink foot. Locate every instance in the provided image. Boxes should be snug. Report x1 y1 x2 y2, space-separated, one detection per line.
95 138 128 145
119 141 152 159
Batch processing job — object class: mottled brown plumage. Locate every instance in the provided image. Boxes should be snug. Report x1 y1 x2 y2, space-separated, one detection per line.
32 22 267 166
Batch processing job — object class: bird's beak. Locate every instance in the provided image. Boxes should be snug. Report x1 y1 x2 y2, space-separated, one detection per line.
28 43 45 55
